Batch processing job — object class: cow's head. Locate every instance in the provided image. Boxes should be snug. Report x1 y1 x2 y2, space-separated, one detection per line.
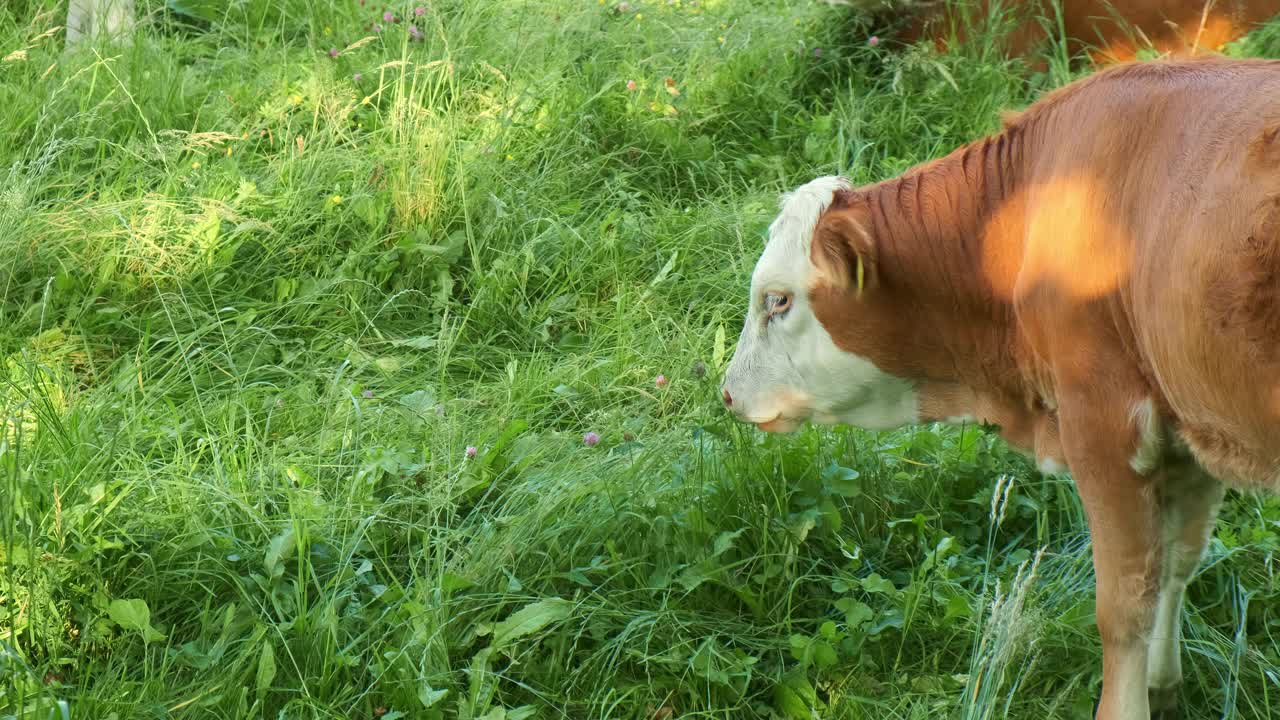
720 176 919 433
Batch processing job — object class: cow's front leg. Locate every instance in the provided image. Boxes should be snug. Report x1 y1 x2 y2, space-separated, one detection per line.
1058 388 1163 720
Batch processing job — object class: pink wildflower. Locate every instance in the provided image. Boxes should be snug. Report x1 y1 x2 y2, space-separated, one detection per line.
465 446 478 458
583 432 601 447
655 374 667 388
868 35 880 47
626 79 637 91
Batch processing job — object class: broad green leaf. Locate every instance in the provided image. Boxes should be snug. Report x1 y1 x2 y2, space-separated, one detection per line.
264 527 295 580
256 638 276 694
108 599 165 644
418 684 448 708
284 465 314 488
813 639 838 669
868 608 905 635
491 598 572 649
398 389 437 415
440 573 476 593
860 573 897 595
944 593 971 621
836 598 874 628
822 463 862 497
773 671 825 719
712 528 745 557
675 567 710 592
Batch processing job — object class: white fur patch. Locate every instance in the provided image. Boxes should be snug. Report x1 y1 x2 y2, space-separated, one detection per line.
1037 456 1068 475
1129 398 1164 475
1146 578 1185 693
768 176 852 256
721 175 918 433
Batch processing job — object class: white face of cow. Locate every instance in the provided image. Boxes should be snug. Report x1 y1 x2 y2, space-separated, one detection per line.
720 176 919 433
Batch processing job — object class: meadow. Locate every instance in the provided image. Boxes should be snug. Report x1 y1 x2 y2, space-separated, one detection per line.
3 1 1280 718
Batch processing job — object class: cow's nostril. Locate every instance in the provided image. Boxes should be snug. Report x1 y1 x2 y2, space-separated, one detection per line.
722 388 733 407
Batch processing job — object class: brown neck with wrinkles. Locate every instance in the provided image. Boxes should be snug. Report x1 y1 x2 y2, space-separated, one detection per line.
813 122 1057 453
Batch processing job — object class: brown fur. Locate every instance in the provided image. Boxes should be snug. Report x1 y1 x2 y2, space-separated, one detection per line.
893 0 1278 65
807 56 1280 718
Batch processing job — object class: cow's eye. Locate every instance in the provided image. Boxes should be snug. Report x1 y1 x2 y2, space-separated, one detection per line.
764 291 792 319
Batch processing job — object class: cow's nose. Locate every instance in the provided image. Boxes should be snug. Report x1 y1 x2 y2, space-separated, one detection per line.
722 388 733 407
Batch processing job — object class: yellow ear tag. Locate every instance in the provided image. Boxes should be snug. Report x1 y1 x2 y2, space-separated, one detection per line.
855 256 865 297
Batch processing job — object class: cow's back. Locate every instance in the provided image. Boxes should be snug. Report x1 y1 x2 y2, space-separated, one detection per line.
1015 59 1280 489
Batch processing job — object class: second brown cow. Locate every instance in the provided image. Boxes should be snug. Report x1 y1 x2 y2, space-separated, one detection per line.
893 0 1278 64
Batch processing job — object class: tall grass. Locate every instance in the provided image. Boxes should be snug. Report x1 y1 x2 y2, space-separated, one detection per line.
3 1 1280 718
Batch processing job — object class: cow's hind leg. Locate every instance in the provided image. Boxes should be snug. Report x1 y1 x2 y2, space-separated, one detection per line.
1147 460 1224 719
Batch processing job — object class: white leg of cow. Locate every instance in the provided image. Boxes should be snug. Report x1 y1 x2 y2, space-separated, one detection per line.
1147 464 1223 717
66 0 134 45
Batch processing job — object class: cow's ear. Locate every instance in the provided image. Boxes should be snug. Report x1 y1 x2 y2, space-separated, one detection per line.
812 201 876 297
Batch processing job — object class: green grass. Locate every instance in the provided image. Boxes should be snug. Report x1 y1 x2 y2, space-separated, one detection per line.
3 1 1280 718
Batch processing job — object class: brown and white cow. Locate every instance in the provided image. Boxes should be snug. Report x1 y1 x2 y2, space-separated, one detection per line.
721 56 1280 719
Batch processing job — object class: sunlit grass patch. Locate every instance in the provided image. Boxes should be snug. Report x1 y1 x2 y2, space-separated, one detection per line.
2 0 1280 718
